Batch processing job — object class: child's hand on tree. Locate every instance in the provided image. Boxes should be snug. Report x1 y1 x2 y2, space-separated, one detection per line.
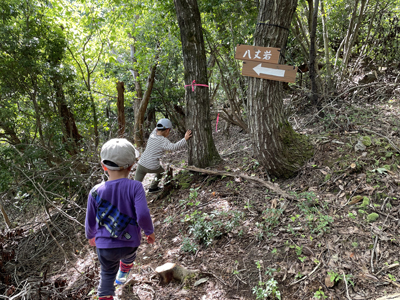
146 233 155 244
185 130 192 141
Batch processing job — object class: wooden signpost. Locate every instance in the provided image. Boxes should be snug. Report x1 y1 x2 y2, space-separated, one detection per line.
242 61 297 83
235 44 297 83
235 45 281 64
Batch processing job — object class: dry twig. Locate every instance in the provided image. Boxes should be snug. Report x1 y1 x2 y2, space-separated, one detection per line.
343 271 352 300
289 261 322 286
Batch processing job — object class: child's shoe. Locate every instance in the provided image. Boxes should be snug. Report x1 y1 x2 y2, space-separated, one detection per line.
115 261 133 285
115 269 130 285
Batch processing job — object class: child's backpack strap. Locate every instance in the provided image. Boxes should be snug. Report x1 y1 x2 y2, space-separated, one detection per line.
90 183 137 240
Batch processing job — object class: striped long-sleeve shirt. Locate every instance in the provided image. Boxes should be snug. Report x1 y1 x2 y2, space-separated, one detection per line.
138 129 187 170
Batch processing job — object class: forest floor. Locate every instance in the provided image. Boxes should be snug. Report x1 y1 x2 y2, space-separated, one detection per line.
1 77 400 300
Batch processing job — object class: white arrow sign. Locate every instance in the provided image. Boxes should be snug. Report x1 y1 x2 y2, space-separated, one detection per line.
253 63 285 77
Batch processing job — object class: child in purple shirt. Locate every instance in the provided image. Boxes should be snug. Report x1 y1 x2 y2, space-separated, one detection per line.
85 138 155 300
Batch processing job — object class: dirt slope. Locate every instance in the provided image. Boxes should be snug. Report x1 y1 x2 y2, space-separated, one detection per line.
1 85 400 300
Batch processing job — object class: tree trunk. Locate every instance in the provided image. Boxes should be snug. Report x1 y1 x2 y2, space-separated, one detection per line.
309 0 319 106
89 91 99 149
293 13 310 59
248 0 313 178
0 202 12 229
116 81 126 137
129 34 159 148
174 0 221 168
30 88 45 147
53 76 82 155
0 121 21 145
351 1 379 76
133 62 158 147
340 0 369 79
320 0 333 91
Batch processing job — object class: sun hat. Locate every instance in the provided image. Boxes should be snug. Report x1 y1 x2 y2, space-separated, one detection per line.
100 138 136 170
156 118 173 130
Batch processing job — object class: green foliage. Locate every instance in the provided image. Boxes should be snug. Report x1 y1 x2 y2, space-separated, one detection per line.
182 210 243 250
328 270 342 283
262 207 284 229
313 288 327 299
297 192 334 235
252 279 281 300
181 237 198 253
359 196 370 208
362 136 372 147
367 213 379 222
387 274 396 282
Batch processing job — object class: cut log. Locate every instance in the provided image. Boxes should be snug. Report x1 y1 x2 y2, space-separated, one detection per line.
155 262 198 284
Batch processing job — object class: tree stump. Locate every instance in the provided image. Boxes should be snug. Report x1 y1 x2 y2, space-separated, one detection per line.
155 262 198 284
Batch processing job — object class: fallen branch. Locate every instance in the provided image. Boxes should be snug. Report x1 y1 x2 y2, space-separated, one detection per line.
371 235 378 273
186 166 295 200
343 271 352 300
289 261 322 286
0 200 12 229
360 128 400 154
376 293 400 300
384 276 400 288
201 271 228 286
376 262 400 276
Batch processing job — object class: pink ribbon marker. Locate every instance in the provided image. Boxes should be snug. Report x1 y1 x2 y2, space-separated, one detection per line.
216 113 219 132
184 80 209 92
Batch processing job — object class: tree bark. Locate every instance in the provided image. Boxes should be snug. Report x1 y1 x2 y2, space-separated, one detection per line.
320 0 333 91
0 201 13 229
129 33 159 148
248 0 313 178
53 76 82 155
174 0 221 168
0 120 21 145
133 62 158 147
351 0 378 75
293 13 310 59
340 0 369 79
116 81 126 137
309 0 319 106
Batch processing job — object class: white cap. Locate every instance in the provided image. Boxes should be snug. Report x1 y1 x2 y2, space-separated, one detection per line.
156 118 173 130
100 138 136 170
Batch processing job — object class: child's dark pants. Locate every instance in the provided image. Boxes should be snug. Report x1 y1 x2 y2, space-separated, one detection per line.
96 247 138 297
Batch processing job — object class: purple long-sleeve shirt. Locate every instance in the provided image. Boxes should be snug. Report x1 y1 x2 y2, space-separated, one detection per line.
85 178 154 249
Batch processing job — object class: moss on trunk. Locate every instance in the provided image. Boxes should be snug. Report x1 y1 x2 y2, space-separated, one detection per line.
276 122 314 178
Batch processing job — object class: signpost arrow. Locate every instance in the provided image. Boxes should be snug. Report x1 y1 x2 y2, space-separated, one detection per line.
253 63 286 77
242 61 297 83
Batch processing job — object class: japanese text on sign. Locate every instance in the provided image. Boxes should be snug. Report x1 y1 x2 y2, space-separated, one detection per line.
235 45 280 64
243 49 272 61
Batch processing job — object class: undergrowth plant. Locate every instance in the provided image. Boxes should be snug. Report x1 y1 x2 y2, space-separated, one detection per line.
296 192 334 235
252 261 281 300
181 210 244 252
313 288 327 299
253 279 281 300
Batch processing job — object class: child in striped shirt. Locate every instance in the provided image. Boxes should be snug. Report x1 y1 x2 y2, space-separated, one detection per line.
135 118 192 193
